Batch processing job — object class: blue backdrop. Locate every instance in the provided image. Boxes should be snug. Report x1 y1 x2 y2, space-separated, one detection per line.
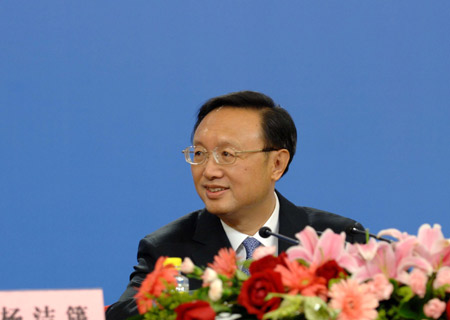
1 1 449 305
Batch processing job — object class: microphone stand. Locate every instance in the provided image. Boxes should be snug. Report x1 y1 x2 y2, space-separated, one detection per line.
259 225 392 245
259 226 299 245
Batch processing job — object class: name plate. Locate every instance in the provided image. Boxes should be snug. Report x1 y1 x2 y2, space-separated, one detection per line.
0 288 105 320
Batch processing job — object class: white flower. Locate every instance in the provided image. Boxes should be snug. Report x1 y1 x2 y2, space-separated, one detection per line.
208 278 223 301
215 313 241 320
202 267 218 285
181 257 195 274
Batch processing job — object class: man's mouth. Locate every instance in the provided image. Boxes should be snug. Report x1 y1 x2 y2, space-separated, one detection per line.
206 187 227 192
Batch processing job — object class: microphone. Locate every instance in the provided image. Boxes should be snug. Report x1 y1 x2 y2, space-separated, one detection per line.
345 223 392 243
260 225 392 245
259 226 299 245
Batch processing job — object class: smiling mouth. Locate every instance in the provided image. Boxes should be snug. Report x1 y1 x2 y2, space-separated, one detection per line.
205 186 228 193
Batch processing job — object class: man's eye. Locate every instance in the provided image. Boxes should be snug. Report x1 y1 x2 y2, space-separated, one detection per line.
194 151 204 157
221 150 235 158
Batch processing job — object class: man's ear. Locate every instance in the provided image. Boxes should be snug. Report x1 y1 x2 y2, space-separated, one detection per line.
271 149 290 181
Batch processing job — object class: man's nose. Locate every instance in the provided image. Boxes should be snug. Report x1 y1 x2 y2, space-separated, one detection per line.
202 155 223 179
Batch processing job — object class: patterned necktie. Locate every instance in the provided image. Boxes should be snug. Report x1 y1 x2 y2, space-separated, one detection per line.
242 237 261 275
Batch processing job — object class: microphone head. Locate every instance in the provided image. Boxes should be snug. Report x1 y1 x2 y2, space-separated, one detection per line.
259 226 272 238
344 222 358 234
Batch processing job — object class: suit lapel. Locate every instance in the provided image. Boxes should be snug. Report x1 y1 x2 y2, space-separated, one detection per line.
191 209 232 268
277 191 309 253
188 192 308 263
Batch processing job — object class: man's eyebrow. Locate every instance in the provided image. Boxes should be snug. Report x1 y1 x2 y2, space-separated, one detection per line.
191 140 204 147
192 140 242 149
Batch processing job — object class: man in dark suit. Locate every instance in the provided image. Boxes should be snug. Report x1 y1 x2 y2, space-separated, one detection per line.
106 91 365 320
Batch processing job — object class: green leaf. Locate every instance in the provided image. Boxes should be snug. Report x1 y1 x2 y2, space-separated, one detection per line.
433 283 450 299
303 296 337 320
375 309 388 320
397 286 414 303
398 296 425 320
235 269 249 281
263 294 303 319
185 266 204 280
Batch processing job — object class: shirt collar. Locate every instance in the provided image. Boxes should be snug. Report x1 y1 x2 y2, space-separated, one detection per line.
220 192 280 253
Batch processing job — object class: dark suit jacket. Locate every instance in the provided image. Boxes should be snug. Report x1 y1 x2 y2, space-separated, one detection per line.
106 191 364 320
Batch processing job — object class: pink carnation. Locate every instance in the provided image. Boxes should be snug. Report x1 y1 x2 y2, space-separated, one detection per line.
409 268 428 298
253 245 276 260
423 298 446 319
367 274 393 301
433 266 450 292
329 278 378 320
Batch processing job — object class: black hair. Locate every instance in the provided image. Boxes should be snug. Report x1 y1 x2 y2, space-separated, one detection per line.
192 90 297 176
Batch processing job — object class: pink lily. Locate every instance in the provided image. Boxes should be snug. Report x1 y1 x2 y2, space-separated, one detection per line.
415 224 450 270
352 234 432 283
286 226 359 272
377 228 411 242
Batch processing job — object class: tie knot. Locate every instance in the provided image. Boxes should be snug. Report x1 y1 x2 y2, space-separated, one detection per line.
242 237 261 260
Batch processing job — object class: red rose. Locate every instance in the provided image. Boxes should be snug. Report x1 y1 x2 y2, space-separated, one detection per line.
238 270 284 320
249 252 288 274
175 301 216 320
315 260 347 284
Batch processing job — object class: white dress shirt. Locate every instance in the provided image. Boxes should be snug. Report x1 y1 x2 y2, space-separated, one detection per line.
220 192 280 263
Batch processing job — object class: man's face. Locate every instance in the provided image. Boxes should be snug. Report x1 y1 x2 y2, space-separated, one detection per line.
191 107 278 219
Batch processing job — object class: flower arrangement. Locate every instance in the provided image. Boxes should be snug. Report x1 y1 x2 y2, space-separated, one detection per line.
131 224 450 320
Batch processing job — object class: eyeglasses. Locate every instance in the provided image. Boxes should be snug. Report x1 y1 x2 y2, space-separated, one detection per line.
182 146 278 165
